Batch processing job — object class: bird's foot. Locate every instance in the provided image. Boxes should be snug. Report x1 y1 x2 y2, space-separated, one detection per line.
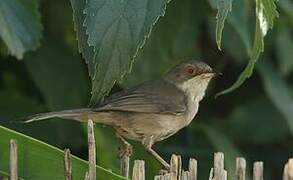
119 142 133 157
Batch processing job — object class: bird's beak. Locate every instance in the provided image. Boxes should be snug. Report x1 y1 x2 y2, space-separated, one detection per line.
213 71 222 77
202 70 222 79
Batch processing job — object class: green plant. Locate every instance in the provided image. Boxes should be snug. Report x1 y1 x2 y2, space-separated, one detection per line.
0 0 292 179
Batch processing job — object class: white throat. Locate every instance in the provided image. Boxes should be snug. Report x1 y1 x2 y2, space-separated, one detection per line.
178 77 211 103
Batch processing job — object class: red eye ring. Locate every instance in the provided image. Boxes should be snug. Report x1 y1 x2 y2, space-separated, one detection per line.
186 67 194 74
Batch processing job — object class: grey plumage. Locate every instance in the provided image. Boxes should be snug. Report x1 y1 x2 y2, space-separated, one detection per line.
21 60 216 170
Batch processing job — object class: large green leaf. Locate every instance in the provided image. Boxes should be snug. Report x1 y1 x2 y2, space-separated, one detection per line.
83 0 171 105
125 0 202 86
0 126 126 180
70 0 95 78
257 60 293 135
215 0 233 50
216 0 278 97
0 0 42 59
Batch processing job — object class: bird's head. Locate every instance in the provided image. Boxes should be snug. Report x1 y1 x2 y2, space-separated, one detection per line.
164 60 218 101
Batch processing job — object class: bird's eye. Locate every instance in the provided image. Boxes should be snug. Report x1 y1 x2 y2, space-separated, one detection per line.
186 66 194 75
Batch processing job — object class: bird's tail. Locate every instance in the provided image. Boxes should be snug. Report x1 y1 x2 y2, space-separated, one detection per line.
21 108 91 123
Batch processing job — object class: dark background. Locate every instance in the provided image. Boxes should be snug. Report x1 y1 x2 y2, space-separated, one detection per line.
0 0 292 179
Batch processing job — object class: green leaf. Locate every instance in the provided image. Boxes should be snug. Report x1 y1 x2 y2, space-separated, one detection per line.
215 0 233 50
0 126 126 180
216 0 278 97
257 60 293 135
70 0 95 78
84 0 171 105
277 27 293 76
125 0 202 86
0 0 42 59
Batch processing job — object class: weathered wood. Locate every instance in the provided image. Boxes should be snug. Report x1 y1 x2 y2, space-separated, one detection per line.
120 154 130 178
88 120 96 180
208 168 214 180
181 170 189 180
132 160 145 180
223 170 227 180
154 175 162 180
64 148 72 180
170 154 181 180
253 161 263 180
119 140 132 178
9 139 18 180
84 171 89 180
213 152 225 180
288 159 293 180
283 158 293 180
236 157 246 180
189 158 197 180
162 173 171 180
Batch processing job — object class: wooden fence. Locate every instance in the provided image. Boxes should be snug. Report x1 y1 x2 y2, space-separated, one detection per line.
5 120 293 180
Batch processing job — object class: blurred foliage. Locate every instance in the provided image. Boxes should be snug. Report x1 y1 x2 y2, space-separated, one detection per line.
0 0 292 179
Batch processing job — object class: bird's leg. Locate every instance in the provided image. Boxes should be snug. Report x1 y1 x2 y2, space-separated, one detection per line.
142 136 170 170
116 133 133 158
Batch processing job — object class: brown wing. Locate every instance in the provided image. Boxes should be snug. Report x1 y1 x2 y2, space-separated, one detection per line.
92 80 187 115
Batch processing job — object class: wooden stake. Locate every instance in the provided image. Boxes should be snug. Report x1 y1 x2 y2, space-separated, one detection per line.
132 160 145 180
9 139 18 180
88 120 96 180
189 158 198 180
253 161 263 180
236 157 246 180
170 154 181 180
213 152 225 180
64 148 72 180
283 158 293 180
208 168 214 180
84 171 89 180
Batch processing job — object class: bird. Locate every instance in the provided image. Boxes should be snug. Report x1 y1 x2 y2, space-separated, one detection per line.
22 60 217 170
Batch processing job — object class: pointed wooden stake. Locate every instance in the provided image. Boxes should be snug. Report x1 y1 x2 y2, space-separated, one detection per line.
236 157 246 180
64 148 72 180
132 160 145 180
9 139 18 180
253 161 263 180
88 120 96 180
189 158 198 180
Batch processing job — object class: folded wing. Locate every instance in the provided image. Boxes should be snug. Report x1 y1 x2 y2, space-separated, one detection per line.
92 80 187 115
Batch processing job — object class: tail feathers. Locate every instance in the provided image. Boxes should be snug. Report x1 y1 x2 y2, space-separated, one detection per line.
21 108 90 123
